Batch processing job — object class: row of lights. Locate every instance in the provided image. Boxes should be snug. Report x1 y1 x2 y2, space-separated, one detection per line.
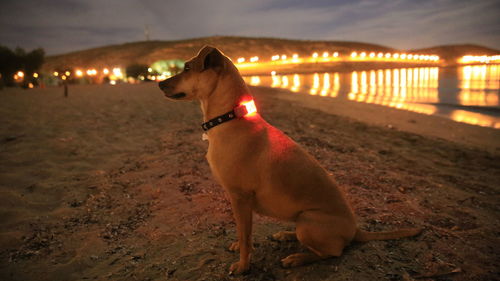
53 67 123 78
51 68 124 83
12 68 126 87
13 71 39 80
235 51 440 65
459 55 500 64
349 52 439 61
13 66 168 86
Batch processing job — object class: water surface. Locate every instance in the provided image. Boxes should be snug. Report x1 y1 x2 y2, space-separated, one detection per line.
244 65 500 128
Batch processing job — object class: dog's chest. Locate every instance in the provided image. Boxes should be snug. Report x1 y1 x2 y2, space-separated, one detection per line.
205 139 257 188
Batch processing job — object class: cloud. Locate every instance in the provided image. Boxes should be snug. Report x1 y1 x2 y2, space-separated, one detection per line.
0 0 498 54
319 0 500 49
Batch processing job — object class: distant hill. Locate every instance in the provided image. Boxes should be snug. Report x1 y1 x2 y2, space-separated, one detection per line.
42 36 396 71
42 36 499 71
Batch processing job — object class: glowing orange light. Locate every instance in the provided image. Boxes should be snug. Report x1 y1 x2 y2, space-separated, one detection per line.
240 99 257 116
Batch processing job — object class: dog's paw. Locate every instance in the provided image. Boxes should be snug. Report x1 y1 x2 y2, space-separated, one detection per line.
271 231 297 242
228 241 255 252
281 253 308 268
228 241 239 252
229 260 250 275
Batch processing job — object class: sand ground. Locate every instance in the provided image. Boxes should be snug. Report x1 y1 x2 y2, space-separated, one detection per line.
0 83 499 281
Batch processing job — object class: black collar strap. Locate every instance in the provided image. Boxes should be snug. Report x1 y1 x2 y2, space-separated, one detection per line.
201 103 250 131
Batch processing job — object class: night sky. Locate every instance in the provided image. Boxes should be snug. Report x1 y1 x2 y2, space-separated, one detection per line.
1 0 499 55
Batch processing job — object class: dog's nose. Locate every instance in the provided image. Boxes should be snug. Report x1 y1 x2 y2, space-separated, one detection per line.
158 80 168 90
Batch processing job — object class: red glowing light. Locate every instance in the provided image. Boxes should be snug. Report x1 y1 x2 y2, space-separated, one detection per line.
241 99 257 116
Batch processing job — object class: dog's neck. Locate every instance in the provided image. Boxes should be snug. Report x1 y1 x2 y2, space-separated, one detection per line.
200 72 252 123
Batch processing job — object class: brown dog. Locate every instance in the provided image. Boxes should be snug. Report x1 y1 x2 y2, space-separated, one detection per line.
159 46 421 275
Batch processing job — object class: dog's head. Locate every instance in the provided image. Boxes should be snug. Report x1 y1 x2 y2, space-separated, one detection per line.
159 46 228 100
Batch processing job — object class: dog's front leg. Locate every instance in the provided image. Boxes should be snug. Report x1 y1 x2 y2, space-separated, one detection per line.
228 192 253 275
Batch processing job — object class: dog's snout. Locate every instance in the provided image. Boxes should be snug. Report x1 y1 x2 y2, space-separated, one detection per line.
159 78 186 99
158 80 170 91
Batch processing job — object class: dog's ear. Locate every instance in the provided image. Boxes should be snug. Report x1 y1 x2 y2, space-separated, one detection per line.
202 47 225 71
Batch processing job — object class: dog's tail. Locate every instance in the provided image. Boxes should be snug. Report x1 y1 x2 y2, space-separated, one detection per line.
353 227 422 242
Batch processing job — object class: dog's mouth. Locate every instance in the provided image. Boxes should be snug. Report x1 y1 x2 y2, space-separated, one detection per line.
159 81 186 99
164 92 187 99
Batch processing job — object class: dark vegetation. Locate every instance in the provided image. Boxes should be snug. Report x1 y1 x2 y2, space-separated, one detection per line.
0 46 44 87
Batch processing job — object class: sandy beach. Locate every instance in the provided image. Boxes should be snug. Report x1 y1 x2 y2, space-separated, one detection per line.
1 83 499 281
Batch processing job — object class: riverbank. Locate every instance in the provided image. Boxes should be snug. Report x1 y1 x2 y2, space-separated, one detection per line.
1 83 499 280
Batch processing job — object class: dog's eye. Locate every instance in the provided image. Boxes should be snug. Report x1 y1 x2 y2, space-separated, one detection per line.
184 64 191 71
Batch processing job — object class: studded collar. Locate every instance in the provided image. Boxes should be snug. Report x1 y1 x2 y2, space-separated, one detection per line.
201 100 256 131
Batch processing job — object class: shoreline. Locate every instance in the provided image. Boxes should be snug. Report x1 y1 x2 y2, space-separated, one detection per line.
252 86 500 153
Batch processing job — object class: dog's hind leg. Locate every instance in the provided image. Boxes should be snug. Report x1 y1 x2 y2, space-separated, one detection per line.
281 210 355 267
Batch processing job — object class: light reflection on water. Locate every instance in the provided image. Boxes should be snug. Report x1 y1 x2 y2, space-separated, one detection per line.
244 65 500 128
